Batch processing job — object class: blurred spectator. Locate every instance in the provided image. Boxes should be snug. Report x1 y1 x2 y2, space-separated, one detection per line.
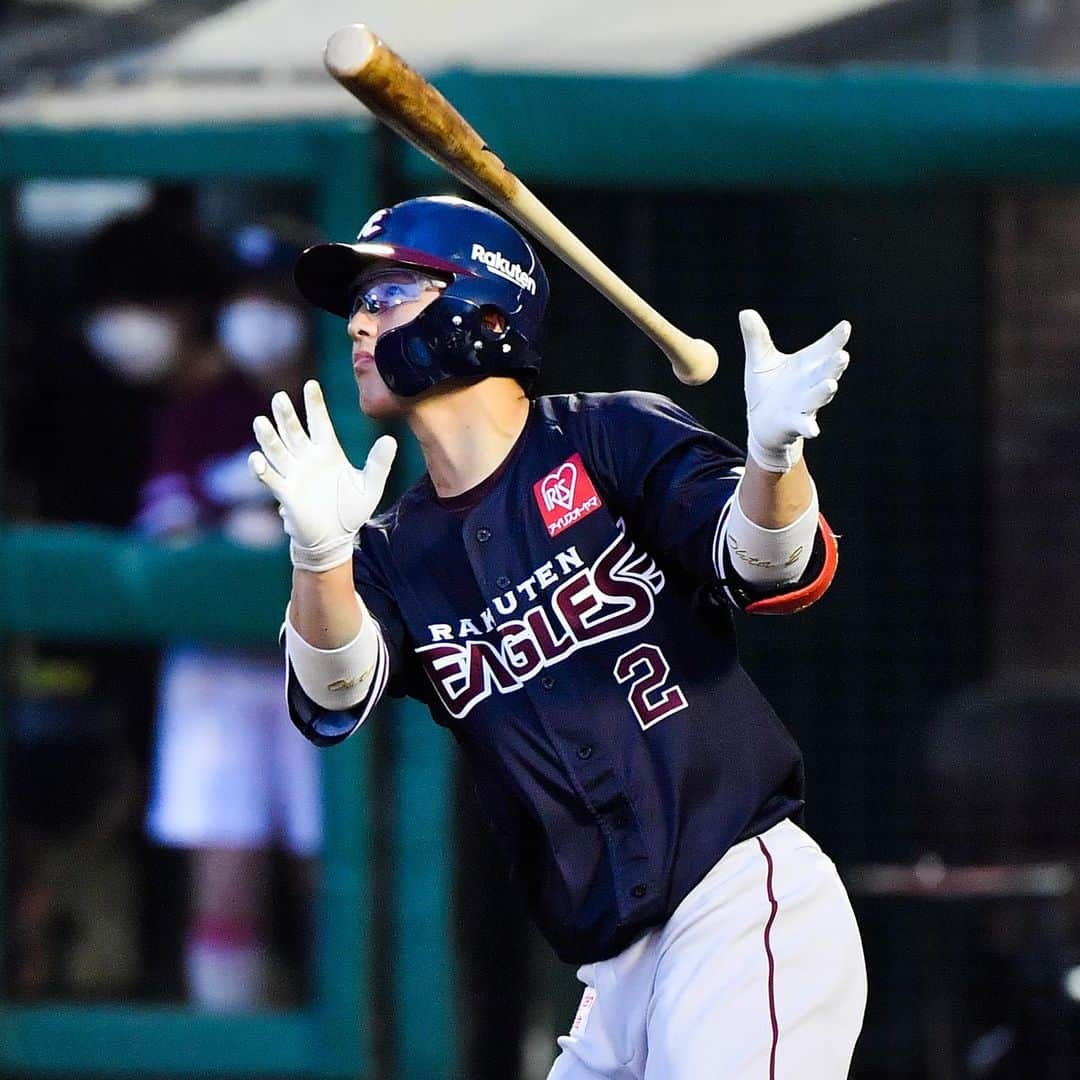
140 219 322 1011
19 200 224 524
4 201 221 1000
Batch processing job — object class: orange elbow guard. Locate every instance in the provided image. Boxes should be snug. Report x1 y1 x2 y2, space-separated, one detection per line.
744 514 838 615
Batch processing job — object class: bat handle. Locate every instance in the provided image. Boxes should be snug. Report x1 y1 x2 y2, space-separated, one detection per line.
505 187 718 385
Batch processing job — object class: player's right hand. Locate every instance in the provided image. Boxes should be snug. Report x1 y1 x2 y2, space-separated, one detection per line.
249 379 397 572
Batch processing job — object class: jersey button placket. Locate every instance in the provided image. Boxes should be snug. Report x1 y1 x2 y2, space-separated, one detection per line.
511 608 655 924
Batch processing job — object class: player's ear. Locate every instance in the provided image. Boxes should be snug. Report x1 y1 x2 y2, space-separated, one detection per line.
480 306 508 335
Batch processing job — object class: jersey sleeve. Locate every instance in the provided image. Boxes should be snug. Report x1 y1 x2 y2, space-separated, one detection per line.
579 391 837 614
283 523 409 747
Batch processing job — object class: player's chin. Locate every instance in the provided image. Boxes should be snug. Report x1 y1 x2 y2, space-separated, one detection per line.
356 379 408 421
351 363 396 416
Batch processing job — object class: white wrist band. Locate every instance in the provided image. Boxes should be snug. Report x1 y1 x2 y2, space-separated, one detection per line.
724 479 819 585
289 536 356 573
746 431 804 475
284 595 381 709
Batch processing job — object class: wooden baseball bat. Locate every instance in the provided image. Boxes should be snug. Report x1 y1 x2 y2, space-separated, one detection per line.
323 24 718 386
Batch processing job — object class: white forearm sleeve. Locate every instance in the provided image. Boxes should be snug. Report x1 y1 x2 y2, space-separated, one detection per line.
284 595 382 710
723 479 819 586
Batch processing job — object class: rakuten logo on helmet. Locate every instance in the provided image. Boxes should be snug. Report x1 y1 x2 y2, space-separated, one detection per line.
357 208 389 239
470 244 537 295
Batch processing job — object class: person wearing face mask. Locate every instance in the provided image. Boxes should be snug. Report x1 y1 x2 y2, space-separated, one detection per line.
141 220 322 1011
83 303 183 385
216 225 310 386
17 206 223 527
3 203 233 1003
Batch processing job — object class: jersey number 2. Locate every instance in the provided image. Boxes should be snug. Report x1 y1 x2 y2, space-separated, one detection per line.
613 643 688 731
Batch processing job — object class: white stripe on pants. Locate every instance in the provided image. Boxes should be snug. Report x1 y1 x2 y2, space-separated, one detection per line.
546 818 866 1079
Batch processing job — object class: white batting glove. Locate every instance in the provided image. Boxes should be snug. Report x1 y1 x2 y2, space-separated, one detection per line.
741 309 851 473
248 379 397 572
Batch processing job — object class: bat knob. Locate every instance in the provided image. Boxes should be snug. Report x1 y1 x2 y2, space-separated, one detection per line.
670 338 719 386
325 24 378 78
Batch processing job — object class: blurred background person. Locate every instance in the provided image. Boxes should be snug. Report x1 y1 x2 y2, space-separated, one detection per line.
11 189 211 526
4 197 220 1001
140 219 322 1011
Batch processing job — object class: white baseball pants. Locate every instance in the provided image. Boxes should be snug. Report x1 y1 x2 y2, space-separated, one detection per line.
547 818 866 1079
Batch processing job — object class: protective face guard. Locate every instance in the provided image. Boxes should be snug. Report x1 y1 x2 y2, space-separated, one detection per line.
374 294 539 397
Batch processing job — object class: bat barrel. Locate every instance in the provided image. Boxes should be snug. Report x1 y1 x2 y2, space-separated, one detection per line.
324 24 518 203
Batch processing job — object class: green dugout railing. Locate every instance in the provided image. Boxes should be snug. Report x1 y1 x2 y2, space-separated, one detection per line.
3 63 1080 1079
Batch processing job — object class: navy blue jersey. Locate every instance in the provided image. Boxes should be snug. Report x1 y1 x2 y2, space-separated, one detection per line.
286 391 837 963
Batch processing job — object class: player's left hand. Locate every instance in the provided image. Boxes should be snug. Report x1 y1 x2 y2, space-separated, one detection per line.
248 380 397 572
740 309 851 473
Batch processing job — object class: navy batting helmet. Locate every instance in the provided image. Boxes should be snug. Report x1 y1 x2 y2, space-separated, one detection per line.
293 196 549 397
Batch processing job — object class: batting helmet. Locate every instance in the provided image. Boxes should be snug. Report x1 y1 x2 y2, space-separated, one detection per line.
293 196 549 397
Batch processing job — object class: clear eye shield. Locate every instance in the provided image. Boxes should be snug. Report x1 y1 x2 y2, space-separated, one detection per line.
348 269 448 317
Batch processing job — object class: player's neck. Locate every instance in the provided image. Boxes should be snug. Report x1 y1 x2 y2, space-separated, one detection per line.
407 377 530 498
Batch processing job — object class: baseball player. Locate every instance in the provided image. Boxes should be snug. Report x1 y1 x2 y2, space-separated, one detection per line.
249 196 866 1077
